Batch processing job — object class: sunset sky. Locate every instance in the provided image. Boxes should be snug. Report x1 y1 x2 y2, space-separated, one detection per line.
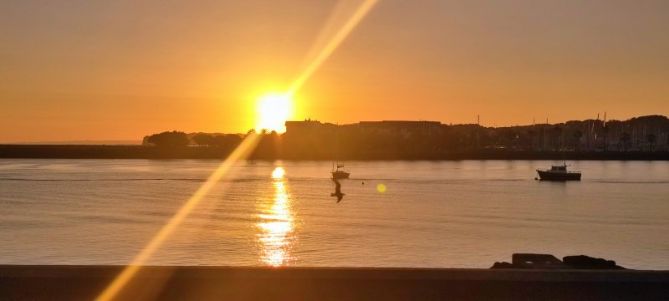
2 0 668 142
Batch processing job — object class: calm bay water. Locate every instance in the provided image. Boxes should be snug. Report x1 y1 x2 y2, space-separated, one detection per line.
0 159 668 269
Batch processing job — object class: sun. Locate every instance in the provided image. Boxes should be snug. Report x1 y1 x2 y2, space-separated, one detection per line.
255 92 293 133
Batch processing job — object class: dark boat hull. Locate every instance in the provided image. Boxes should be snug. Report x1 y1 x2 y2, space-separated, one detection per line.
332 171 350 179
537 170 581 181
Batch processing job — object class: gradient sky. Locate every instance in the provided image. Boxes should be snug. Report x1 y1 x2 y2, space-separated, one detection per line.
2 0 668 142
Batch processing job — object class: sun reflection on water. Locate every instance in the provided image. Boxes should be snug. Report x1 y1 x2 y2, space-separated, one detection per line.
257 166 294 266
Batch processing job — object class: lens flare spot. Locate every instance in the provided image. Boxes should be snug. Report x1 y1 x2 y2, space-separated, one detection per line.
376 183 387 193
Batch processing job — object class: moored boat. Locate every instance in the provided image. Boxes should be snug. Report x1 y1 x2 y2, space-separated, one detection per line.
537 163 581 181
331 162 350 179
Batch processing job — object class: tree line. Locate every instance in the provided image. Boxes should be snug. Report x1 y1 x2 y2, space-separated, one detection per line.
143 131 242 148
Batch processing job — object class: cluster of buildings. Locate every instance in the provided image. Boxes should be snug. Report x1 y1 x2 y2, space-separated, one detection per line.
283 115 669 154
286 120 442 139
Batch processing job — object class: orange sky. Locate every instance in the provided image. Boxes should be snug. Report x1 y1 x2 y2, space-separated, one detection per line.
1 0 668 142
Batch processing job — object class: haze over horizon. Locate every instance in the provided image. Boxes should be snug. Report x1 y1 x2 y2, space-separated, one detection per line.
2 0 668 142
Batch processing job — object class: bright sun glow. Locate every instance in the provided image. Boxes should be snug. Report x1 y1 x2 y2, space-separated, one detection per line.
256 93 293 133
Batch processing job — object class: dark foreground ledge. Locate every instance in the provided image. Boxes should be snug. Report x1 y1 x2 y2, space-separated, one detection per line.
1 266 668 300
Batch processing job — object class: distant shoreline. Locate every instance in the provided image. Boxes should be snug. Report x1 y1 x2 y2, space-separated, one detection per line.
2 144 669 160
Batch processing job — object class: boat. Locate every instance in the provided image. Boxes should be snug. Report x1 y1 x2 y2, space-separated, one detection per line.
536 163 581 181
331 162 350 180
330 125 350 180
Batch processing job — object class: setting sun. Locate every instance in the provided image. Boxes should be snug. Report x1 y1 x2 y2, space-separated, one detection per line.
256 93 293 133
3 1 669 300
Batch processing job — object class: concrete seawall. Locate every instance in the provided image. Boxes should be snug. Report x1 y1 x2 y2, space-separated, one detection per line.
1 265 667 300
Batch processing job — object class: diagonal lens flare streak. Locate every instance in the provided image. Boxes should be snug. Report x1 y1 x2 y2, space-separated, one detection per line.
97 1 380 300
96 134 260 301
288 0 379 96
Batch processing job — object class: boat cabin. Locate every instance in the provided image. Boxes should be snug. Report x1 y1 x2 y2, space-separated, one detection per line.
550 165 567 172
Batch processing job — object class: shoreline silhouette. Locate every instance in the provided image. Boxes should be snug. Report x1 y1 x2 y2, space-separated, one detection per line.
2 115 668 160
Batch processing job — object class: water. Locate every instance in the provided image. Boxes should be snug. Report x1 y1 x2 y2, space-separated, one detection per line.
0 159 668 269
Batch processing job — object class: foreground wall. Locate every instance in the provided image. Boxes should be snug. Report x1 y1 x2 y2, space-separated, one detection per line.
0 266 667 300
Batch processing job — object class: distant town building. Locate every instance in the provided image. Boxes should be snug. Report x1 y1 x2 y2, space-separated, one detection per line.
285 119 337 134
358 121 443 137
286 120 443 138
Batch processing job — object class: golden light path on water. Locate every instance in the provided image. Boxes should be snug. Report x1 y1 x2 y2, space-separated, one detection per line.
257 166 294 266
96 1 380 299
